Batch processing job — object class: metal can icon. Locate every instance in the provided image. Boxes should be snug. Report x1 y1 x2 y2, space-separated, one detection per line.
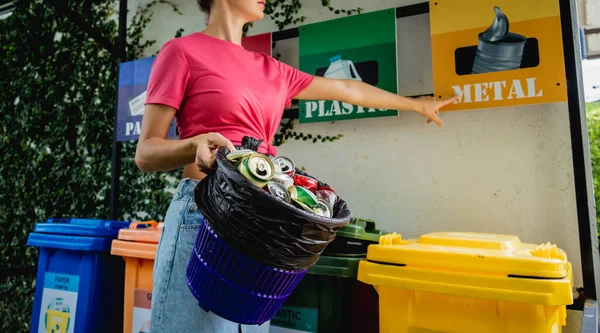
266 181 291 203
272 156 296 177
237 154 275 188
313 199 333 218
472 7 526 74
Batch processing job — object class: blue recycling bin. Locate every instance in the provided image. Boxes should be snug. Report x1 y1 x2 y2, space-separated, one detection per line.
27 218 130 333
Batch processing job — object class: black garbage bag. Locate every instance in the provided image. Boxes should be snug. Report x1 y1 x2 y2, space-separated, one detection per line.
194 145 351 271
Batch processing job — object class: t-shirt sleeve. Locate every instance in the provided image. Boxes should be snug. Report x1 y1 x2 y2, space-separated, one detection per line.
274 59 314 107
145 40 190 110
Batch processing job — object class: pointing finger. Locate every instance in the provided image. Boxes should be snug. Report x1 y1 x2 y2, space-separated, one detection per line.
439 94 459 107
431 113 444 127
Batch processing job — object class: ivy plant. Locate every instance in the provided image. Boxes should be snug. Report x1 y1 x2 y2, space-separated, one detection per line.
0 1 178 331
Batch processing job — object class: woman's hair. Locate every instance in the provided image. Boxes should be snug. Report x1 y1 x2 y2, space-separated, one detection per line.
197 0 211 15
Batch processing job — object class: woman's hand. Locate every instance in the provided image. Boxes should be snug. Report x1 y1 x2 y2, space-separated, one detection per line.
294 77 459 127
412 95 460 127
191 132 236 172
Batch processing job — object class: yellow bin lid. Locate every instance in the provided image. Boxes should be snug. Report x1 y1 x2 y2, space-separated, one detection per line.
359 232 574 305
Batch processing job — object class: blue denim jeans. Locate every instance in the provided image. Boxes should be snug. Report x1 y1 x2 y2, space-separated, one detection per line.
150 178 270 333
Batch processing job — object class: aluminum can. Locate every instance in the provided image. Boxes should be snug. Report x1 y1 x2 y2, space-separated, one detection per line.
272 156 296 177
293 175 318 192
226 149 256 165
313 199 333 218
288 186 318 208
237 154 274 188
272 172 295 189
317 185 336 194
266 181 291 203
316 190 338 208
292 199 315 213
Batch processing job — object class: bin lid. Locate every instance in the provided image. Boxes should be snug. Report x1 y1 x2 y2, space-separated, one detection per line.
308 256 362 278
366 232 569 279
337 218 384 242
117 221 163 243
111 239 158 260
33 218 131 238
358 232 574 306
27 232 113 251
111 221 162 259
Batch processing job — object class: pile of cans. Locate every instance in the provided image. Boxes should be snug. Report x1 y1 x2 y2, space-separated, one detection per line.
226 150 338 218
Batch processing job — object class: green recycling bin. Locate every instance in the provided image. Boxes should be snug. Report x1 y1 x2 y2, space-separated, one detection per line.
322 218 384 257
269 218 383 333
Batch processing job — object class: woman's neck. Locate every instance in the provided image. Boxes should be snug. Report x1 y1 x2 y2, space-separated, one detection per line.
202 9 246 46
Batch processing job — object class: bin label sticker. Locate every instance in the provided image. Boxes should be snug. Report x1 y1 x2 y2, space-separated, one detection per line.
38 272 79 333
132 289 152 333
269 306 318 333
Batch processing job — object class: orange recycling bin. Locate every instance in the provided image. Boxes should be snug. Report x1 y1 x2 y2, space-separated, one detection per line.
111 221 163 333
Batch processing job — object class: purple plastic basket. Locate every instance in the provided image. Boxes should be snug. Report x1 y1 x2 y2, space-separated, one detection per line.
186 219 308 325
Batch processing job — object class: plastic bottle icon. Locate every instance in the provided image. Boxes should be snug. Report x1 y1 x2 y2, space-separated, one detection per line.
323 55 363 81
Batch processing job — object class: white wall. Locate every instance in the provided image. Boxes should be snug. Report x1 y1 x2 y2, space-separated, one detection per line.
134 0 584 287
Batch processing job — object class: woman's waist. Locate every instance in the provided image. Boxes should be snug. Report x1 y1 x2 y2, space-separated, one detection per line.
174 175 202 197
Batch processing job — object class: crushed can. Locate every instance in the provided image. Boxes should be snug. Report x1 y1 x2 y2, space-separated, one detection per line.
316 189 338 208
272 172 295 190
266 181 291 203
293 175 319 192
272 156 296 177
238 154 275 188
290 196 315 213
226 149 256 165
313 199 333 218
289 186 318 208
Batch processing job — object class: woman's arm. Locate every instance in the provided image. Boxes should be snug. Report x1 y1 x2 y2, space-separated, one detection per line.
135 104 235 173
294 76 458 126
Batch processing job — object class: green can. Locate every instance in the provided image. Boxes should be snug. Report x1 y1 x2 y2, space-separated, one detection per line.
288 186 318 208
237 154 275 188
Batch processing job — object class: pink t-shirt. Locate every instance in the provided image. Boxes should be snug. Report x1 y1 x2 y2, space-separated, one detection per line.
145 33 314 155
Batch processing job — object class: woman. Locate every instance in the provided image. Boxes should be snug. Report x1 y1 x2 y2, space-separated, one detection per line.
135 0 457 332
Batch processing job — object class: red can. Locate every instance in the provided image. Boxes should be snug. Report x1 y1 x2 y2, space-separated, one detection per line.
293 175 318 192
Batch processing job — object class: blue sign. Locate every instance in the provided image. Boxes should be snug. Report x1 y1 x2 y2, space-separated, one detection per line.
117 57 177 142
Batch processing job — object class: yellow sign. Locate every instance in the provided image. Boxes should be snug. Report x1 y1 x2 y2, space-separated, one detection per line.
430 0 567 111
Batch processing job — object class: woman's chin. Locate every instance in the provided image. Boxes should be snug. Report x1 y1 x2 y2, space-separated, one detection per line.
248 12 265 23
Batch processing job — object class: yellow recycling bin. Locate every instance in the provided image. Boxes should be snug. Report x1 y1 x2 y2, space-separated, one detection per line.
357 232 574 333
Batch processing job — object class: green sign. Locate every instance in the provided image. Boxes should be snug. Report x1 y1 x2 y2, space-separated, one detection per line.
270 306 318 333
299 9 398 123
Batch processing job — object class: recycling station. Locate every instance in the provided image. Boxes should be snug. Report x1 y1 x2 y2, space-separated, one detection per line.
20 0 600 332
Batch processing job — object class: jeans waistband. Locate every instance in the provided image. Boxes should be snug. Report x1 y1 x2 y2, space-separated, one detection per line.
176 178 200 197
